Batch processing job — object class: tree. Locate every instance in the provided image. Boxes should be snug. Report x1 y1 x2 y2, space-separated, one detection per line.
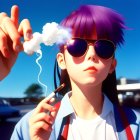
24 83 44 98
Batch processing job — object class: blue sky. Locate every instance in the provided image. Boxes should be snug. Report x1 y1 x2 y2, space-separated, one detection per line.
0 0 140 97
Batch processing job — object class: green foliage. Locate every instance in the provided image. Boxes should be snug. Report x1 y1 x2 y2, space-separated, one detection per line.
24 83 44 98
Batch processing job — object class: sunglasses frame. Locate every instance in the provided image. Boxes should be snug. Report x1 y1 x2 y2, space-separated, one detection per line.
66 37 116 60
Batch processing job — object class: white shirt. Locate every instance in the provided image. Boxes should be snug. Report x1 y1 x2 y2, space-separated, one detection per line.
67 95 119 140
11 91 140 140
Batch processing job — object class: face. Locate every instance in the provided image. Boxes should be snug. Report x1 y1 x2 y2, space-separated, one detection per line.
57 36 117 88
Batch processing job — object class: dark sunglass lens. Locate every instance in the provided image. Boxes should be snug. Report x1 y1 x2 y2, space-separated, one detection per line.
94 40 115 59
67 39 87 57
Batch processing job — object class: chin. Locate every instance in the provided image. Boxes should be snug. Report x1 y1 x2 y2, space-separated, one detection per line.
81 80 98 86
81 77 102 86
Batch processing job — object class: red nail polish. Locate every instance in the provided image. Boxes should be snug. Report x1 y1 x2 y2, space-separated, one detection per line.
26 33 33 39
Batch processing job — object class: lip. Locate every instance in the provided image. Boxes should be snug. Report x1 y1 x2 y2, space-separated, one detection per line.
84 66 98 72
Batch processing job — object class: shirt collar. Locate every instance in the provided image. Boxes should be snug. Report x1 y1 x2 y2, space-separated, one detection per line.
56 91 114 121
56 91 74 121
100 94 114 118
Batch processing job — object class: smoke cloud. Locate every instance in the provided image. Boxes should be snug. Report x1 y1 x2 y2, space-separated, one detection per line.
23 22 72 96
23 22 72 54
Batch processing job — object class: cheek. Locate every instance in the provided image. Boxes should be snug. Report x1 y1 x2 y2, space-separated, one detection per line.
64 51 83 79
97 61 112 78
65 56 79 74
64 49 82 68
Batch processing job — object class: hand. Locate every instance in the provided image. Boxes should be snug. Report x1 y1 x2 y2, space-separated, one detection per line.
0 5 32 80
29 97 58 140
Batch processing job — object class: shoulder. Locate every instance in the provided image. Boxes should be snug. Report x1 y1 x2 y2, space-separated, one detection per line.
113 104 140 139
10 110 34 140
124 107 140 121
131 108 140 121
123 107 140 138
114 104 140 124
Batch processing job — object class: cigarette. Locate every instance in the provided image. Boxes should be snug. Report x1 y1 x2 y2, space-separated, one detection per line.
46 83 65 100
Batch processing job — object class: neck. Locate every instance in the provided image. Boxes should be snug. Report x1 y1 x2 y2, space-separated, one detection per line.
70 82 104 120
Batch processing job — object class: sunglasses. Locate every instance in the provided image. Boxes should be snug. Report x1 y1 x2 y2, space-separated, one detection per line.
65 38 116 59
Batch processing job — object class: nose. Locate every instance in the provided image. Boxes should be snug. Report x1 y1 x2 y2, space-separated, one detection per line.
85 43 98 61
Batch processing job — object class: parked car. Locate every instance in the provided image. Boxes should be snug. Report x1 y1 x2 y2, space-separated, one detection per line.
0 99 21 121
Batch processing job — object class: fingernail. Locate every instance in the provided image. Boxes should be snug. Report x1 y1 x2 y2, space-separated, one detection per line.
15 46 20 52
26 32 33 39
51 107 57 112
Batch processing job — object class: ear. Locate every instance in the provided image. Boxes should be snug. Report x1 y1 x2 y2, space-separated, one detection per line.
109 59 117 74
57 53 66 70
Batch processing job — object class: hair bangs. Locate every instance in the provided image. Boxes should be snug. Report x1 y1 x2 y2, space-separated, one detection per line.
88 5 126 46
61 7 96 39
61 5 126 46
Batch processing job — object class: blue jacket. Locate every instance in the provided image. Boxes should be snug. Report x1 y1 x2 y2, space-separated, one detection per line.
11 92 140 140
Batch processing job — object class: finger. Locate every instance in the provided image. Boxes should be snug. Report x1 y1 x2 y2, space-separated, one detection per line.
34 102 56 114
2 17 22 52
42 96 56 104
48 97 55 104
0 12 8 25
39 96 55 105
30 112 54 125
18 19 32 41
0 27 10 58
11 5 19 27
30 121 52 132
50 109 58 118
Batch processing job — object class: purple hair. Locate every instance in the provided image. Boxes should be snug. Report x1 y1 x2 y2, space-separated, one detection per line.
60 5 126 46
55 5 126 104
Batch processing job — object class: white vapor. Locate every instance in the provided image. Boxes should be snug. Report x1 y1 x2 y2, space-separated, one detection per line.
23 22 72 54
23 22 71 96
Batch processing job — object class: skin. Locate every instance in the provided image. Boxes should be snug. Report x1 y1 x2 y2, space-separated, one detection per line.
0 5 58 140
0 5 32 80
29 97 58 140
57 41 117 119
0 5 117 140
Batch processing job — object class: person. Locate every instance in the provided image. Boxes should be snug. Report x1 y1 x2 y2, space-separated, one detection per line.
0 5 32 80
0 4 140 140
